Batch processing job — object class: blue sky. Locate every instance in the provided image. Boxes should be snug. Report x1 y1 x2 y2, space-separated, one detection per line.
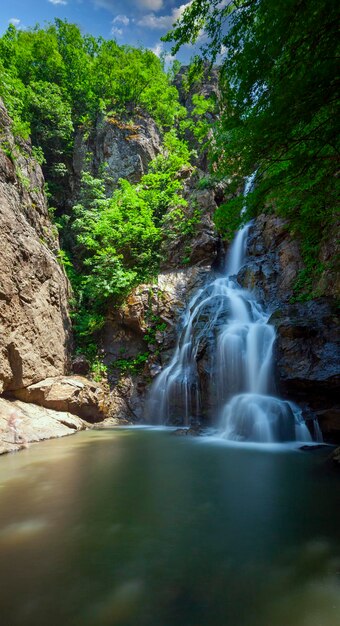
1 0 196 63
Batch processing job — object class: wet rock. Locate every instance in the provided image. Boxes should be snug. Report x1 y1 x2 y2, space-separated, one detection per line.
12 376 109 423
238 214 303 307
333 447 340 465
102 267 210 421
315 406 340 441
0 398 89 455
272 299 340 439
173 425 203 437
108 374 146 422
299 444 329 451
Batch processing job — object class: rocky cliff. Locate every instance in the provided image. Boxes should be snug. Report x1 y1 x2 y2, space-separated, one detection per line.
0 100 107 453
0 99 71 393
71 110 162 202
2 67 338 447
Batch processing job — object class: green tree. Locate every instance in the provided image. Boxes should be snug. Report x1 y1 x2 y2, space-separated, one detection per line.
67 132 192 349
165 0 339 295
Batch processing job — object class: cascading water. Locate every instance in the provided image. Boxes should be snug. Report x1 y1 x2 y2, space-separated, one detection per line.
146 188 314 444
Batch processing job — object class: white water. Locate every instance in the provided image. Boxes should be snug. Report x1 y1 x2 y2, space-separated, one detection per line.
146 189 314 444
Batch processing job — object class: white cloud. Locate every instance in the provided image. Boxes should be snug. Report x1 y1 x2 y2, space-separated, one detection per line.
150 41 174 64
95 0 163 13
137 2 191 29
113 14 130 26
151 42 163 56
135 0 163 8
48 0 68 5
9 17 21 26
111 27 123 37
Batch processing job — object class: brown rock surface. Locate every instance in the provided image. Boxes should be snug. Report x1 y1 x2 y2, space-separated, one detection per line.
0 99 72 393
13 376 108 423
0 398 88 455
102 266 210 420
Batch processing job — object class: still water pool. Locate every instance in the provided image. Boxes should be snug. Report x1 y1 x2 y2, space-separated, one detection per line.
0 428 339 626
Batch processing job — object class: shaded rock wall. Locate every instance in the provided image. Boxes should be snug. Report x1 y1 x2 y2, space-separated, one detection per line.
271 300 340 441
239 214 303 308
237 214 340 441
0 99 72 393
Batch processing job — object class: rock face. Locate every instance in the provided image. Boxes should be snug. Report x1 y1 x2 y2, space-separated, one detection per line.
72 111 162 200
13 376 108 423
238 214 303 307
160 172 221 270
271 299 340 440
0 99 72 394
0 398 89 455
236 214 340 441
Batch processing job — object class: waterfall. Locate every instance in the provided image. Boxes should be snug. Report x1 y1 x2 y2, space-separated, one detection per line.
146 185 313 444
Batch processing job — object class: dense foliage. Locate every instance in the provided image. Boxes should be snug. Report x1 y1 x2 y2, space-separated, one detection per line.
0 20 186 206
166 0 339 297
0 20 197 364
66 131 192 352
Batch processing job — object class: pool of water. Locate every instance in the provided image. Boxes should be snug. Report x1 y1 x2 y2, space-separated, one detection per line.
0 428 339 626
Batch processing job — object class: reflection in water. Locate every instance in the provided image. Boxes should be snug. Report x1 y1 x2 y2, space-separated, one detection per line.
0 429 339 626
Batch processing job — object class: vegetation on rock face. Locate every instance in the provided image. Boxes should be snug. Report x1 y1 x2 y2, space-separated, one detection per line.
1 2 337 371
0 20 186 208
0 20 197 365
165 0 339 299
65 130 193 354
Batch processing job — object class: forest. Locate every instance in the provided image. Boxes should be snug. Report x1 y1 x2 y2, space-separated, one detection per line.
0 0 338 364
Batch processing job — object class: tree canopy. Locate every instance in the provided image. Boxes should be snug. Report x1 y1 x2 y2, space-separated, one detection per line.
165 0 339 296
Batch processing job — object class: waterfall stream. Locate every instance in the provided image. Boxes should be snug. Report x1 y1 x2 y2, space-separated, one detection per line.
147 209 313 444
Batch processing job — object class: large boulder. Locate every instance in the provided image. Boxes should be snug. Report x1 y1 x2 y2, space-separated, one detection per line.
12 376 108 423
0 99 72 393
0 398 89 455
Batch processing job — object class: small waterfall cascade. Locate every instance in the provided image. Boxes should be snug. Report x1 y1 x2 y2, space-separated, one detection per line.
146 189 314 444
